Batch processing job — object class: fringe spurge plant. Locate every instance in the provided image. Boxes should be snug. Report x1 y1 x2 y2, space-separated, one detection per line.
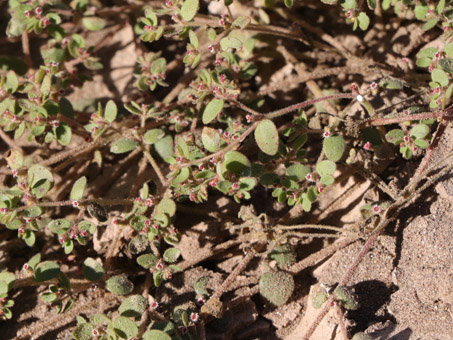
1 0 453 339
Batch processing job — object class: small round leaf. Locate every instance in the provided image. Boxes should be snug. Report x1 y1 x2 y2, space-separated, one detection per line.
106 276 134 295
255 119 279 155
70 176 87 201
73 323 94 340
105 100 117 123
34 261 60 283
110 139 138 154
316 160 336 176
201 127 221 152
259 271 294 306
286 164 310 181
119 295 147 318
82 257 104 281
113 316 139 339
180 0 199 22
144 129 165 145
202 99 224 124
163 248 181 263
143 330 172 340
323 136 345 162
223 151 251 175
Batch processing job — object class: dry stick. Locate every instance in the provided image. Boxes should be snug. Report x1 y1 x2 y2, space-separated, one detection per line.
0 128 23 153
21 30 32 71
334 304 350 340
39 138 107 167
209 250 255 301
139 143 166 187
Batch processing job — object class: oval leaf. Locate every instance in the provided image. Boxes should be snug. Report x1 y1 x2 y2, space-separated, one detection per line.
323 136 345 162
180 0 199 22
34 261 60 283
144 129 165 145
70 176 87 201
255 119 279 155
143 330 172 340
202 99 224 124
110 139 138 154
106 276 134 295
119 295 147 318
163 247 181 263
105 100 117 123
82 257 104 281
201 127 221 152
113 316 139 339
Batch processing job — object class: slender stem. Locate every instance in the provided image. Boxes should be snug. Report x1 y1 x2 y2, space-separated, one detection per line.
275 224 356 234
140 143 167 186
14 198 133 212
265 93 356 120
22 30 32 71
362 106 453 126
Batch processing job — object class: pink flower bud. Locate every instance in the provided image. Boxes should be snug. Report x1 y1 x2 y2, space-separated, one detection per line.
364 141 371 150
72 200 79 208
190 312 199 322
151 301 159 309
372 204 381 213
305 173 312 181
146 198 153 206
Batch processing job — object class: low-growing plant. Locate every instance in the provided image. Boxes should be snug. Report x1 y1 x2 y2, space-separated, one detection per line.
1 0 453 339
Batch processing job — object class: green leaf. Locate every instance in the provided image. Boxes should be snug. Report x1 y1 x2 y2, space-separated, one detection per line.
28 253 41 270
194 276 210 295
5 70 19 93
82 16 106 31
320 175 335 185
48 219 71 234
73 323 94 340
54 123 72 146
366 0 376 9
105 100 117 123
437 0 446 14
323 136 345 162
110 139 138 154
416 57 432 68
316 160 336 176
439 59 453 73
220 37 242 51
202 99 224 124
137 253 158 269
379 78 404 89
163 248 181 263
180 0 199 22
34 261 60 282
156 198 176 216
143 330 172 340
70 176 87 201
188 30 199 49
28 164 53 188
422 18 438 31
414 139 429 148
106 276 134 295
82 257 104 281
418 47 437 59
286 164 310 181
201 127 221 152
232 16 251 29
357 12 370 30
410 124 429 139
255 119 279 155
431 69 449 87
445 43 453 58
114 316 139 339
414 3 428 20
223 151 251 175
0 272 15 292
119 295 148 318
284 0 293 7
340 0 358 10
385 129 404 144
144 129 165 145
154 134 174 161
